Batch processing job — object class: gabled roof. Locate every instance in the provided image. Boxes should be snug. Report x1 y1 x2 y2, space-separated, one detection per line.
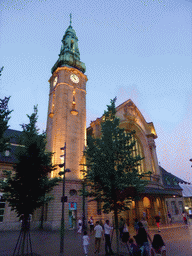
179 184 192 197
0 129 22 164
160 166 189 190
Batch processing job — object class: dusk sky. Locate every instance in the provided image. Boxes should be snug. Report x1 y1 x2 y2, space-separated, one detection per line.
1 0 192 182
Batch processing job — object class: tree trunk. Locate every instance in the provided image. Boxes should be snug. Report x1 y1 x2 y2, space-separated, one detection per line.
114 202 120 255
40 203 45 229
21 214 30 255
13 214 32 255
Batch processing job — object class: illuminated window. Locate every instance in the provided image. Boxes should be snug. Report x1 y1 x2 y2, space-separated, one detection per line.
143 197 150 208
124 131 144 174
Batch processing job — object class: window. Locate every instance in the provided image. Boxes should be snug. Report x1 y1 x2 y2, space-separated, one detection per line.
0 196 5 222
69 189 77 196
178 201 184 214
171 201 177 215
125 131 144 174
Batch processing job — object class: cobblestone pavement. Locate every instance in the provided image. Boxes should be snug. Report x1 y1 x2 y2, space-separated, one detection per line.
0 222 192 255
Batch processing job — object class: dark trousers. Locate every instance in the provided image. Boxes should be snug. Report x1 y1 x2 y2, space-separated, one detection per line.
105 234 112 254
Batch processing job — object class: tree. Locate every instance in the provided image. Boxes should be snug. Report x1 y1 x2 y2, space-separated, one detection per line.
84 98 149 254
0 66 4 76
0 96 12 152
0 106 59 254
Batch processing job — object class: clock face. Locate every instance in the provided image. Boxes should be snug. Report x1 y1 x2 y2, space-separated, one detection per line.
70 74 79 83
53 76 58 87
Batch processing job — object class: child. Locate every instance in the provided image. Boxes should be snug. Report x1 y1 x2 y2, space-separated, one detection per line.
151 234 166 256
82 230 90 256
154 215 161 232
129 238 140 256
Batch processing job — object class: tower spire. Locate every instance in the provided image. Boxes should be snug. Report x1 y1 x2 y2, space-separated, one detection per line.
51 16 86 74
70 13 72 27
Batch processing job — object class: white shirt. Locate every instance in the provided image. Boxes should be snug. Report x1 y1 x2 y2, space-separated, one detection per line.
83 235 90 246
94 224 103 238
104 223 113 235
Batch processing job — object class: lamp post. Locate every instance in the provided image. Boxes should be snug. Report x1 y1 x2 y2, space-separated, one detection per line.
59 142 71 254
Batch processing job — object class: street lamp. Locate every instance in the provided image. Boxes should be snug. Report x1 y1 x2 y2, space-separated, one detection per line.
59 142 71 254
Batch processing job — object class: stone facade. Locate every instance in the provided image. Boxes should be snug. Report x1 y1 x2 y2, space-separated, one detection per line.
86 100 183 227
0 23 186 230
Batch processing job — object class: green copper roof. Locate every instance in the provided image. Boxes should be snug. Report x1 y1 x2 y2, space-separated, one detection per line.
51 17 86 74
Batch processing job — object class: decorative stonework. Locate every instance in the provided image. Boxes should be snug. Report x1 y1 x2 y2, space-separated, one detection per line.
147 136 156 150
123 101 137 124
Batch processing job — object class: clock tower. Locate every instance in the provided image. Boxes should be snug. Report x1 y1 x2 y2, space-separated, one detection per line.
46 18 87 229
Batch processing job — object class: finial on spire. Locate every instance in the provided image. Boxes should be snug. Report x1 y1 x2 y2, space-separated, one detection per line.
70 13 72 26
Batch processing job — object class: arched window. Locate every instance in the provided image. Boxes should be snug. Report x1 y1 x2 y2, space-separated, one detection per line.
124 131 144 174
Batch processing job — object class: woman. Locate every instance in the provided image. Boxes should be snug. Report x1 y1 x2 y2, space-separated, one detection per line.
122 222 130 254
136 222 152 256
151 234 166 256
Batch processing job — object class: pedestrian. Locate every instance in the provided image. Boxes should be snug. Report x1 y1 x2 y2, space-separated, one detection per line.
82 230 90 256
104 220 113 255
121 222 130 254
89 216 94 234
94 220 103 254
134 234 147 256
182 211 188 224
119 217 125 240
154 215 161 232
136 222 152 256
134 218 139 234
151 234 166 256
77 218 82 233
141 217 149 232
167 212 172 224
122 222 130 244
129 238 140 256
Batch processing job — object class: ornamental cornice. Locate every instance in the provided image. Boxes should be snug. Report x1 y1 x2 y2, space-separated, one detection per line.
53 66 88 81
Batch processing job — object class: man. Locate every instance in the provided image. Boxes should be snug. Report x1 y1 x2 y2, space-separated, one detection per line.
104 220 113 255
94 221 103 254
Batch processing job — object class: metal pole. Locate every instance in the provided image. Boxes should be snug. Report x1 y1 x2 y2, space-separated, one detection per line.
60 142 66 254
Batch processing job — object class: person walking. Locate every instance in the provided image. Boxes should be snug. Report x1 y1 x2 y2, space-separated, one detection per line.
167 212 172 224
122 222 130 254
136 222 152 256
119 217 125 240
77 218 82 233
94 220 103 254
89 216 94 234
151 234 166 256
182 211 188 224
129 238 140 256
104 220 113 255
154 215 161 232
82 230 90 256
134 218 139 234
